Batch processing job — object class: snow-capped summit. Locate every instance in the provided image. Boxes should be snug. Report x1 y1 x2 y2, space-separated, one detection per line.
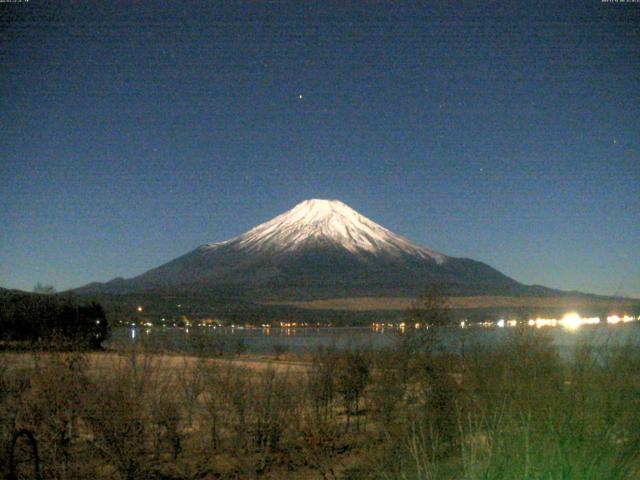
206 199 446 263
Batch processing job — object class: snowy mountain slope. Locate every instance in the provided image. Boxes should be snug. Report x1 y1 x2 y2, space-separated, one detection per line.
75 199 530 299
205 199 446 261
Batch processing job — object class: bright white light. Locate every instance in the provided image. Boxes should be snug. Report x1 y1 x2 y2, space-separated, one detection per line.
561 312 581 330
497 319 505 328
608 315 621 324
460 320 466 328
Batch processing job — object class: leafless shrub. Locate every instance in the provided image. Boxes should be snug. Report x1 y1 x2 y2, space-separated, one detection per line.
336 350 370 432
81 353 159 480
403 285 453 353
177 357 204 427
368 349 406 435
199 361 233 451
17 351 89 479
306 347 338 421
150 387 182 461
299 410 344 480
257 368 298 447
248 367 300 473
227 365 252 453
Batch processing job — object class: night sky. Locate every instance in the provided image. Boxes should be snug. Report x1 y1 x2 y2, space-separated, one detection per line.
1 1 638 297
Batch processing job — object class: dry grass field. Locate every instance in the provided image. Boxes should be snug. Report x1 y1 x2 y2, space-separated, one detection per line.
2 328 640 479
0 351 310 376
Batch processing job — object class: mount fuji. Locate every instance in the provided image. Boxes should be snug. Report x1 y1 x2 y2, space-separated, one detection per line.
77 199 545 299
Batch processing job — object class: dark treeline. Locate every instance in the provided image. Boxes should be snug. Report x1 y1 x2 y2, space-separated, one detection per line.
0 290 109 349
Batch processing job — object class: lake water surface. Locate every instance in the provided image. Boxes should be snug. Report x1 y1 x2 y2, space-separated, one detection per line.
110 322 640 357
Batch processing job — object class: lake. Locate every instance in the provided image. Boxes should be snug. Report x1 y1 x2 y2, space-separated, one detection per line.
109 321 640 357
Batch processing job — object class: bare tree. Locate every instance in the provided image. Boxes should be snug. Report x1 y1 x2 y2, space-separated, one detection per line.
336 350 370 432
402 284 453 355
177 358 204 427
200 362 233 451
307 348 338 421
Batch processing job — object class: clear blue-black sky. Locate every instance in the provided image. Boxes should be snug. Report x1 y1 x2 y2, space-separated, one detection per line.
1 1 638 296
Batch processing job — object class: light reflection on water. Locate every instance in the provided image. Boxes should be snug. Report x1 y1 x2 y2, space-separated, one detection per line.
111 322 640 357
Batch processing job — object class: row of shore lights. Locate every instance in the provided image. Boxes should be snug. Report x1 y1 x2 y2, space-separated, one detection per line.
388 313 638 332
135 305 637 332
467 313 637 331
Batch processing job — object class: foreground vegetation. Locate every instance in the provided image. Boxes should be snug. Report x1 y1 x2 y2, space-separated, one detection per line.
1 325 639 479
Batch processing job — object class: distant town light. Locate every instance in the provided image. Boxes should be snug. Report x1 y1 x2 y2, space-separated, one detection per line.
529 317 558 328
137 306 143 312
560 312 581 330
608 315 621 324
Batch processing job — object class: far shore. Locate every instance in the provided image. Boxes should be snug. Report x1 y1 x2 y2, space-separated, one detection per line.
265 295 640 311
